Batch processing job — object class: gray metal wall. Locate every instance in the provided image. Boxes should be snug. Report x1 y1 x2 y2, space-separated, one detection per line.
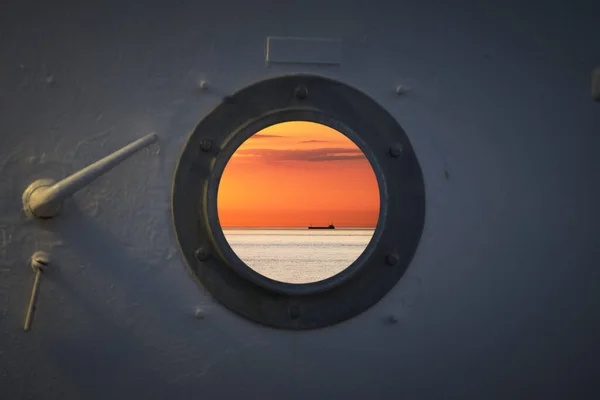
1 0 599 398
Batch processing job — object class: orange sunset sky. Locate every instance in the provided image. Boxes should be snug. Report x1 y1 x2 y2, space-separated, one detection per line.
217 121 380 228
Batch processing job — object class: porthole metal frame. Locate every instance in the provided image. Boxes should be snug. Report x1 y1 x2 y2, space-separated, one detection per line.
172 74 425 330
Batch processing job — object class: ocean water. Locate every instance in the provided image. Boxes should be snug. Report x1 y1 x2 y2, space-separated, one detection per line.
222 229 375 284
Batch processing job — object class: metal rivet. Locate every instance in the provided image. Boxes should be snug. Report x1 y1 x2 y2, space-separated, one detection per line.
294 86 308 100
395 85 409 95
288 305 300 320
194 307 205 319
386 253 399 266
198 80 208 90
389 144 403 158
199 139 212 152
195 247 210 261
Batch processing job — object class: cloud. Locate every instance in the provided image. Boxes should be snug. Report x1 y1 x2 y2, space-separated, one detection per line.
234 147 365 162
297 140 329 143
307 155 365 161
251 134 282 139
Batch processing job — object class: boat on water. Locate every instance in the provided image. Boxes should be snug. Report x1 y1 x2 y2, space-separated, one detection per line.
308 224 336 230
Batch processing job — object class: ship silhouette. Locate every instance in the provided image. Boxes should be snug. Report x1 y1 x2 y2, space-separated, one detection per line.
308 223 335 230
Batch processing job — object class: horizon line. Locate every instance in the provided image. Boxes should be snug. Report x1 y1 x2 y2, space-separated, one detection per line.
221 226 377 229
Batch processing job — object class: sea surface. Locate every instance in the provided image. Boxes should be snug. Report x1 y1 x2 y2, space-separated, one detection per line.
223 229 375 284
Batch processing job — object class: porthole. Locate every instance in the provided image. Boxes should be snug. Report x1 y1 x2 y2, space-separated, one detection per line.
172 74 425 329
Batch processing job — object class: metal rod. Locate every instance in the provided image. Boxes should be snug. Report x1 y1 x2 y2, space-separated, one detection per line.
25 132 157 218
24 268 42 332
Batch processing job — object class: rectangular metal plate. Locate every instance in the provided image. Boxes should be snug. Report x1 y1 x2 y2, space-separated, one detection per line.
592 67 600 102
266 37 342 65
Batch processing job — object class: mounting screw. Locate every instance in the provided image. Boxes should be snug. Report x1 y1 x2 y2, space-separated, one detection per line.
198 80 208 90
31 251 50 272
389 144 403 158
194 307 205 319
288 305 300 320
199 139 212 152
195 247 210 261
294 86 308 100
395 85 409 95
45 75 56 86
386 253 399 266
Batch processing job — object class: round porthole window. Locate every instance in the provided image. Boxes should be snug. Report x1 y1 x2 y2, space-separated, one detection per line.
217 121 380 284
172 74 425 329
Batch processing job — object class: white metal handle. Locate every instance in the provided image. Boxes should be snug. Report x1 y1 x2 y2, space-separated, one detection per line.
22 133 158 218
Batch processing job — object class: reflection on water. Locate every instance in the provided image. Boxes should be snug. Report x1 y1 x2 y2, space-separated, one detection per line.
223 229 374 284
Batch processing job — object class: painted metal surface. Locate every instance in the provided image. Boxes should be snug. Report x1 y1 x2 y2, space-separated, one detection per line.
1 0 599 398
